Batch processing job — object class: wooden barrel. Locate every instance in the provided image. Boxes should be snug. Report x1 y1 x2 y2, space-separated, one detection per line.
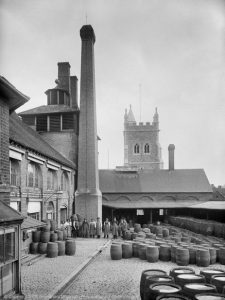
171 245 179 263
131 232 138 240
50 220 57 231
56 241 65 256
194 293 225 300
211 275 225 293
218 247 225 265
170 267 195 281
176 248 189 266
196 249 210 267
148 283 181 300
144 275 174 300
183 283 217 299
140 269 167 300
40 231 50 243
124 231 132 240
157 295 193 300
146 245 159 263
62 229 67 240
110 243 122 260
138 244 147 260
162 228 169 238
134 223 142 233
122 243 132 258
189 247 197 265
159 245 171 262
30 242 39 254
200 269 225 284
65 239 76 256
38 242 48 254
32 231 41 243
56 230 64 241
156 295 191 300
175 274 205 289
42 221 51 232
155 226 163 236
47 242 58 258
50 232 58 242
132 243 139 257
209 248 217 265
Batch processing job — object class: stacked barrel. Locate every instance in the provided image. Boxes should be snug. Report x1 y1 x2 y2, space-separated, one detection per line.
29 220 76 258
169 216 225 239
110 223 225 267
140 267 225 300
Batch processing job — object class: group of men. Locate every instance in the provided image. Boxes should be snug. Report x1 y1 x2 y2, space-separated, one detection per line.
64 217 129 239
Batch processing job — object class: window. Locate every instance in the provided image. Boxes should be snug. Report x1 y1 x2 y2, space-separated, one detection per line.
46 201 54 220
0 227 18 298
47 169 57 190
144 143 150 154
62 114 74 130
10 159 20 187
36 115 47 132
134 144 140 154
27 163 42 188
22 116 35 126
61 171 69 191
49 114 60 132
59 91 64 104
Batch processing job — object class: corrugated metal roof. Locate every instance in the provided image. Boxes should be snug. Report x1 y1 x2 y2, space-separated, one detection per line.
9 113 76 169
21 216 46 229
188 201 225 210
19 105 78 115
99 169 212 193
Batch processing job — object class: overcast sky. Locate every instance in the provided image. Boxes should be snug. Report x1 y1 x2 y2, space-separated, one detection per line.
1 0 225 186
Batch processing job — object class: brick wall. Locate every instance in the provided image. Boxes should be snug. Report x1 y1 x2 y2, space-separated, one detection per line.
0 98 10 204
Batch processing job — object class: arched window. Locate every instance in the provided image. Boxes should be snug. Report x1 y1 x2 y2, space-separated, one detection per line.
134 144 140 154
27 163 42 188
47 169 58 190
144 143 150 154
61 171 69 191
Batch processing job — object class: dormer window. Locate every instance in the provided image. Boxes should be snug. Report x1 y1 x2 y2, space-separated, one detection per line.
144 143 150 154
134 144 140 154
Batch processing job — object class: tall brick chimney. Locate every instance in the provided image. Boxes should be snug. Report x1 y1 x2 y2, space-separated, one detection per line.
75 25 102 221
58 62 71 95
168 144 175 171
70 76 78 108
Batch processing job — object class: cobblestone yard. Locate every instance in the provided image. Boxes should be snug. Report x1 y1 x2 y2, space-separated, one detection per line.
57 242 225 300
21 238 107 300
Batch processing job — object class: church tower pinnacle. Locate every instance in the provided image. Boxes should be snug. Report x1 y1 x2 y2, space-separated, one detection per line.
75 25 102 220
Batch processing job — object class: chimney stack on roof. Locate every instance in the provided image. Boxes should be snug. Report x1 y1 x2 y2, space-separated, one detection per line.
70 76 78 108
168 144 175 171
58 62 71 94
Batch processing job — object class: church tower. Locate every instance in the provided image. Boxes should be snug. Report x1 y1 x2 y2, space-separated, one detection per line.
75 25 102 220
124 106 163 169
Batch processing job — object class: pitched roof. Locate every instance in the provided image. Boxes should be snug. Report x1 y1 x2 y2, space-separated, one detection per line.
0 76 29 112
188 200 225 210
9 113 76 169
21 216 46 230
19 105 78 115
99 169 212 193
0 200 24 223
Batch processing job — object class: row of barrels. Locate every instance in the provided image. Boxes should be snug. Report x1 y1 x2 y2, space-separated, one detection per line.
169 216 225 238
32 229 67 244
30 239 76 257
110 238 225 266
140 267 225 300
